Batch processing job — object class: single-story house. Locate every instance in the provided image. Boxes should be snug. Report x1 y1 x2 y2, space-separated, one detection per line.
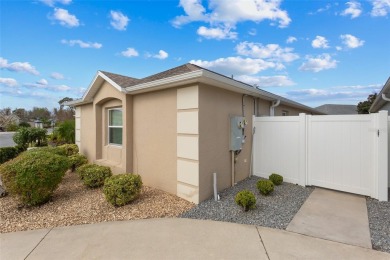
67 63 322 203
315 104 358 115
370 76 390 113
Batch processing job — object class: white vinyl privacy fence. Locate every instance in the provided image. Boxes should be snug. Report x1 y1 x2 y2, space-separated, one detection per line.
252 111 388 201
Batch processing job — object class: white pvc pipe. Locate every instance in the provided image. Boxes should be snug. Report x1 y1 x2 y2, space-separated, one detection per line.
231 151 235 186
213 172 218 201
382 93 390 102
270 99 281 116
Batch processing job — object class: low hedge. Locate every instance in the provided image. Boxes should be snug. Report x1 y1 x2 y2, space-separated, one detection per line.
69 154 88 172
257 179 274 196
103 174 143 207
58 144 79 156
77 164 112 188
235 190 256 212
0 147 19 164
0 150 70 206
269 173 283 185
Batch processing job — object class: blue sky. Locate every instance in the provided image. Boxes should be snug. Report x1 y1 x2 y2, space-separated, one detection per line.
1 0 389 110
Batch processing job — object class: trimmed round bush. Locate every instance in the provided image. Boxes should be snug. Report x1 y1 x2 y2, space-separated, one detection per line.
257 179 274 195
103 174 143 207
269 173 283 185
235 190 256 212
0 150 70 206
30 146 67 156
69 154 88 172
77 164 112 188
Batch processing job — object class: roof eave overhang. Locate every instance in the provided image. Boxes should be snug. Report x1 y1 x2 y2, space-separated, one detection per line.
369 77 390 113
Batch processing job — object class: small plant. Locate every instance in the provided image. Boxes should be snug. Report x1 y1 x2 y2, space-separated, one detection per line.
103 174 143 207
58 144 79 156
257 179 274 195
0 147 19 164
0 150 70 206
68 154 88 172
235 190 256 212
56 120 75 144
269 173 283 185
77 164 112 188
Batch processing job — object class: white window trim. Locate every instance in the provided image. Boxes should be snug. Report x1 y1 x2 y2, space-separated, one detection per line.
108 108 123 146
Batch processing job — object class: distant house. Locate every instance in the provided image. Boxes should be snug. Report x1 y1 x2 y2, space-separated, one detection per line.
370 77 390 113
67 63 322 204
315 104 357 115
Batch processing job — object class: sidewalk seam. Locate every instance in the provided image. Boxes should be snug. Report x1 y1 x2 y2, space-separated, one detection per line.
256 226 270 260
24 228 53 260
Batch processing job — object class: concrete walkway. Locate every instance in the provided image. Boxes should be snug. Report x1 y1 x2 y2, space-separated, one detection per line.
287 188 372 248
1 218 389 260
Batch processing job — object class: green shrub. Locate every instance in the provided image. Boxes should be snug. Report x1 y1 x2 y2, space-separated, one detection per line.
58 144 79 156
103 174 143 207
257 179 274 195
0 150 70 206
269 173 283 185
29 146 67 156
6 123 19 132
56 120 75 144
19 122 30 128
0 147 19 164
77 164 112 188
69 154 88 172
12 127 47 149
13 127 30 151
235 190 256 212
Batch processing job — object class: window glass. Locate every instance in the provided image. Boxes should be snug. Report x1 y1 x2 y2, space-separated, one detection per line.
108 109 122 145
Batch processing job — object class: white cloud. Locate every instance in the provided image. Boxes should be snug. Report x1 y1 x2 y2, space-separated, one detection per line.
309 4 332 15
312 36 330 49
341 1 362 18
236 75 295 87
37 79 48 85
121 47 139 57
110 11 129 31
190 57 277 76
336 46 343 51
50 72 64 80
54 85 71 91
153 50 169 60
340 34 364 48
286 84 382 104
236 41 299 62
61 39 102 49
299 54 338 72
40 0 72 7
371 0 390 16
197 26 237 40
51 8 79 27
172 0 291 39
0 77 18 87
0 57 39 75
286 36 297 44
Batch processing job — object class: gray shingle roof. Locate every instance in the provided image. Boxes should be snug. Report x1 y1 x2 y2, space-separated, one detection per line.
315 104 357 115
99 71 139 88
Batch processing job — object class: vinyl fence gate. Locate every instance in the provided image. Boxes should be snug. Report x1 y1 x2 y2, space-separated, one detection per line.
252 111 389 201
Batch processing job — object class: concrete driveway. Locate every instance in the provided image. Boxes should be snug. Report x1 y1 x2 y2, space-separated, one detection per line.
1 218 389 260
0 132 16 147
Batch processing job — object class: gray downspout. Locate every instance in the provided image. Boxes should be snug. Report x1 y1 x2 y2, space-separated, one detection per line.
270 100 281 116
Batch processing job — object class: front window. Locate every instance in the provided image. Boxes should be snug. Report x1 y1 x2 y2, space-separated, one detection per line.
108 109 122 145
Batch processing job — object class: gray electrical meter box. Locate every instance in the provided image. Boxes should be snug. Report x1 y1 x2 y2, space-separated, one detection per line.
230 116 245 151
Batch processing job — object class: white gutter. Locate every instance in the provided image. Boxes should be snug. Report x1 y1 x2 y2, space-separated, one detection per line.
382 93 390 102
270 100 281 116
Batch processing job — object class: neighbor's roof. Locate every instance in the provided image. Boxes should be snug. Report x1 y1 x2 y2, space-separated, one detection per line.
369 77 390 113
315 104 357 115
66 63 323 114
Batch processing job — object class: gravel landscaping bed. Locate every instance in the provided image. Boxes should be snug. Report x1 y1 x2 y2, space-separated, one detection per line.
181 176 314 229
366 197 390 253
0 171 194 233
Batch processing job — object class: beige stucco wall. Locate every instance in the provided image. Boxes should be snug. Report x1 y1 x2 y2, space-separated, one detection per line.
132 88 177 194
79 103 94 160
198 84 256 202
274 104 314 116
